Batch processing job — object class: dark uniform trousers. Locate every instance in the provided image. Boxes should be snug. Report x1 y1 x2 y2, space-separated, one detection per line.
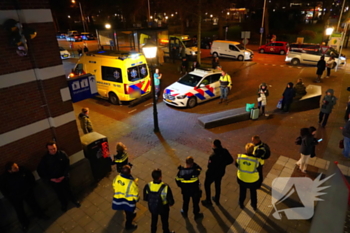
182 192 200 215
238 178 258 208
204 173 223 202
49 177 77 208
151 206 170 233
125 210 136 228
9 190 42 226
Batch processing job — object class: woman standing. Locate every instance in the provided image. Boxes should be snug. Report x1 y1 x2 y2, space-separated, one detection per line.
326 56 335 78
296 128 316 173
281 82 295 112
113 142 130 173
236 143 261 210
257 83 269 116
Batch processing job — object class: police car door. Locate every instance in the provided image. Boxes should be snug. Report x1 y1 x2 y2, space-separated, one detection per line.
198 74 221 102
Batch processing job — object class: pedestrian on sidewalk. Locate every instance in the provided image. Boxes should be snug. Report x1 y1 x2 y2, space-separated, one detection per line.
344 96 350 122
78 107 93 134
202 139 233 206
293 79 307 100
154 68 162 100
212 57 220 69
257 83 269 116
112 165 139 230
251 136 271 188
281 82 295 112
171 46 178 63
113 142 131 173
319 89 337 127
326 56 335 78
0 162 49 231
309 126 319 158
37 141 81 212
341 115 350 158
83 45 89 54
236 143 261 211
316 55 326 82
180 57 189 74
296 128 316 173
77 46 82 57
191 61 200 71
143 169 175 233
175 156 203 220
218 70 232 104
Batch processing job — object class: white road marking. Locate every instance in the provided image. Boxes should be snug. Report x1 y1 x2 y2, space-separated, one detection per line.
289 66 292 68
298 67 302 68
128 109 137 113
280 65 285 67
264 63 268 65
272 64 276 66
144 103 153 106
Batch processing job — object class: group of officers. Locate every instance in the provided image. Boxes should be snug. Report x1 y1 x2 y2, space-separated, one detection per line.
112 136 270 232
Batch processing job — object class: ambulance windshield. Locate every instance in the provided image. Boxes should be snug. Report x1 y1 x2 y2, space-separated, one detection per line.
127 64 148 82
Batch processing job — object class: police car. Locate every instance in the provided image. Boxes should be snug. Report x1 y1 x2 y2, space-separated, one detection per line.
163 68 223 108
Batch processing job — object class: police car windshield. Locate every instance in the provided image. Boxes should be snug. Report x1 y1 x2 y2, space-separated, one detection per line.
127 64 148 82
178 74 202 87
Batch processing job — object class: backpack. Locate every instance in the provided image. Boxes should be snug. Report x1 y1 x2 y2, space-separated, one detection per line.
261 143 271 160
147 184 165 214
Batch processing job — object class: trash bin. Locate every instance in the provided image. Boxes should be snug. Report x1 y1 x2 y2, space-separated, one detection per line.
81 132 111 181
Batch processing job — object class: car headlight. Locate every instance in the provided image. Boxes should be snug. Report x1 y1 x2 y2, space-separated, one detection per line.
244 51 249 55
191 51 196 55
177 95 186 99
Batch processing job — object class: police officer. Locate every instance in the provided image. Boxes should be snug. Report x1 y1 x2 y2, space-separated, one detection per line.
0 162 48 231
202 139 233 206
143 169 175 233
251 135 270 188
219 70 232 103
175 156 203 219
112 165 139 230
37 141 80 212
113 142 129 173
236 143 262 211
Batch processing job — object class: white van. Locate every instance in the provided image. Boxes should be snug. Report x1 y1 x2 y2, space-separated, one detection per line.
210 40 253 61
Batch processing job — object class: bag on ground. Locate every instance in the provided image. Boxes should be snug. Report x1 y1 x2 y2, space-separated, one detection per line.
250 108 259 120
276 99 282 109
246 103 255 112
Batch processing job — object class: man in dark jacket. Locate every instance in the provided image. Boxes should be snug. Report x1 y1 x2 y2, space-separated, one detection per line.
37 141 80 212
319 89 337 127
316 55 326 82
201 139 233 206
281 82 295 112
144 169 175 233
251 136 270 188
175 156 203 219
78 107 93 134
0 162 48 231
293 79 307 100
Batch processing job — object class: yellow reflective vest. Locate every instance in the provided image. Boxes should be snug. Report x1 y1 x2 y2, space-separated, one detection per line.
112 174 139 211
146 181 168 205
236 154 260 183
219 74 232 87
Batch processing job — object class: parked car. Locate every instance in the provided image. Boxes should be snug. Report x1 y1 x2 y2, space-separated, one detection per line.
81 32 96 40
285 43 346 67
210 40 253 61
56 32 67 39
163 68 222 108
59 47 70 59
258 41 289 55
66 34 82 42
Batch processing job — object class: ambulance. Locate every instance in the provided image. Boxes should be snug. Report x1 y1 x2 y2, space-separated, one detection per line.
69 50 151 105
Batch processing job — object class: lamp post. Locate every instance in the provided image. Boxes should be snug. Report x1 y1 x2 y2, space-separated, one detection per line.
325 27 334 46
72 0 87 32
259 0 267 46
142 41 159 133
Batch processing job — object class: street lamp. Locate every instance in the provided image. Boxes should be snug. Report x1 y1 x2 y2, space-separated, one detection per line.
142 41 159 133
325 27 334 45
71 0 87 32
105 23 111 29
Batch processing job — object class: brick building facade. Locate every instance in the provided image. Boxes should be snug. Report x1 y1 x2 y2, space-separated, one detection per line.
0 0 84 174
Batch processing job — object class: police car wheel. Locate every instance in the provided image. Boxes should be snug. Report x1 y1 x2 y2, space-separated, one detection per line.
187 97 197 108
109 93 120 105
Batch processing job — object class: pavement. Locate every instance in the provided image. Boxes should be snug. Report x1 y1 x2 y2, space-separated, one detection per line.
3 45 350 233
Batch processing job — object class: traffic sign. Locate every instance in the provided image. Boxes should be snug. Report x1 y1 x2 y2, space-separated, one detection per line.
241 31 250 39
242 38 249 45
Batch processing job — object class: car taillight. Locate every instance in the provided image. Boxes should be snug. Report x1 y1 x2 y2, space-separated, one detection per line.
124 84 129 94
69 73 75 78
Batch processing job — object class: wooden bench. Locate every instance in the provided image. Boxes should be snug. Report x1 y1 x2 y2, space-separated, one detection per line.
291 85 322 111
198 107 250 129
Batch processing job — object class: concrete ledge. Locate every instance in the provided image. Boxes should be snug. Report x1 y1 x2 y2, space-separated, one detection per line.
198 107 250 129
291 85 321 111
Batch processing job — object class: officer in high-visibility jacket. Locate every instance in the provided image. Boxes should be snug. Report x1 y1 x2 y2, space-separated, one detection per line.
236 143 262 211
143 169 175 233
175 156 203 219
112 165 139 230
112 142 129 173
219 70 232 103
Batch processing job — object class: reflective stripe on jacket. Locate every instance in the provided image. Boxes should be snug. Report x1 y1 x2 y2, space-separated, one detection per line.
112 175 139 211
146 181 168 205
219 74 231 87
253 144 266 165
114 152 128 163
236 154 260 183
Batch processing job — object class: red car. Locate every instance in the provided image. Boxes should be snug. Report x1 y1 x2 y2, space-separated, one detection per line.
258 41 289 55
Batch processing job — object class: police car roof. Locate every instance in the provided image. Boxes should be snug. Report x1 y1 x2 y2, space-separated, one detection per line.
190 68 221 76
86 50 142 59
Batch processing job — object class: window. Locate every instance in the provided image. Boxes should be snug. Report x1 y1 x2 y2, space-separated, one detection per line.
200 74 221 85
178 74 202 87
102 66 122 83
73 63 85 75
127 64 148 82
229 45 239 51
275 43 283 46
